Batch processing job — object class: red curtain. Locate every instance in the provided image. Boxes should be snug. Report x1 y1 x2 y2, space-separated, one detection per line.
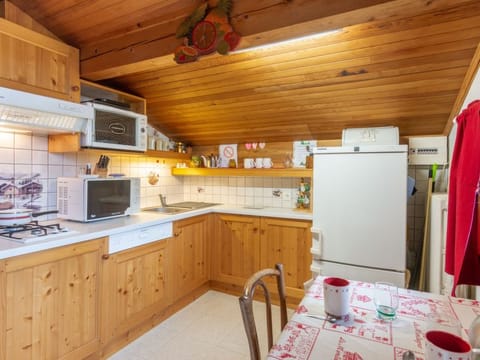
445 100 480 296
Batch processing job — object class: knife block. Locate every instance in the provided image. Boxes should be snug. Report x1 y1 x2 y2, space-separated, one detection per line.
94 165 108 178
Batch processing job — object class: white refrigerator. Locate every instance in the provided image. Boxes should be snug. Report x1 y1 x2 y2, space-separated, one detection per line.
311 145 408 287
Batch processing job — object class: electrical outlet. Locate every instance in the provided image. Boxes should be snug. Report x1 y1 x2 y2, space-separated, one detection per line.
272 189 282 197
282 191 291 201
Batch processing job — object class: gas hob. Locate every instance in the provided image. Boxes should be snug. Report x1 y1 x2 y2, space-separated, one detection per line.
0 221 76 243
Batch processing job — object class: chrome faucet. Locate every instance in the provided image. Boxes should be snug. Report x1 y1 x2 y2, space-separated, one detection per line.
159 194 167 207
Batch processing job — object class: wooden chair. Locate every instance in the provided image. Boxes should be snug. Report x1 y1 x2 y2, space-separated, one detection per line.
239 263 288 360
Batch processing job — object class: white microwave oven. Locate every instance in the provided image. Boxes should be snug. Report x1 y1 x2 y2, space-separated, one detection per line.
57 177 141 222
81 102 147 152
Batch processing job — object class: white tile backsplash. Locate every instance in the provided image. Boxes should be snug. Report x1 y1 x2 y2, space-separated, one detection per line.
0 148 14 163
0 164 14 175
32 150 48 164
14 149 32 164
32 135 48 150
48 164 63 178
0 132 393 216
15 164 32 175
14 133 31 149
0 132 14 148
183 176 301 209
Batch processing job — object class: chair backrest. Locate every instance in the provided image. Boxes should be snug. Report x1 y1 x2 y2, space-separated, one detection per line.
238 263 288 360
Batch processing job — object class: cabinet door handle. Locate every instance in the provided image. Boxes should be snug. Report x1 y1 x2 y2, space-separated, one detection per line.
102 254 110 260
174 231 182 237
253 227 258 232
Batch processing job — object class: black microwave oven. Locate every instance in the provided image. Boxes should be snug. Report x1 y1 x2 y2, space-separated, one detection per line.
81 102 147 152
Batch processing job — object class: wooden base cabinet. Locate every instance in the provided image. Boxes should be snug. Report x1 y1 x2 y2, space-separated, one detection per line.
0 238 106 360
171 215 210 301
212 214 312 305
259 217 312 301
100 239 170 354
213 214 261 286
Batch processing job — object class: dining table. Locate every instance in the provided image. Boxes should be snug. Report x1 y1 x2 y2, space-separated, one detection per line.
267 276 480 359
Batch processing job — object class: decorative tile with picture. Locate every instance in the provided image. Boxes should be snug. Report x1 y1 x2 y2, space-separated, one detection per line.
0 173 44 210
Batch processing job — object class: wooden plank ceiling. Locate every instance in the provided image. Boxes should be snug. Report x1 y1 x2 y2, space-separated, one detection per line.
8 0 480 145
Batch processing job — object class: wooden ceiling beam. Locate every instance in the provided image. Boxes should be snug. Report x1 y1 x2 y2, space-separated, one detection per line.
80 0 468 81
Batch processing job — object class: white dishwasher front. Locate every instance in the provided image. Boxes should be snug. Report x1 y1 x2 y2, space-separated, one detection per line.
108 222 173 254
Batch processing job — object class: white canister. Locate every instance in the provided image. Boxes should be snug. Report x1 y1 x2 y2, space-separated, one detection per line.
254 158 264 168
163 140 170 151
148 136 156 150
244 158 255 169
263 158 273 168
323 277 350 318
155 139 163 151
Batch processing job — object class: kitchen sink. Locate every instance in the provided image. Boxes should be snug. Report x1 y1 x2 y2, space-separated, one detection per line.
142 207 190 214
166 201 219 209
142 202 219 215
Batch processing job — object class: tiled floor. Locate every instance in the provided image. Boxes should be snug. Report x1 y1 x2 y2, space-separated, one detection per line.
108 290 291 360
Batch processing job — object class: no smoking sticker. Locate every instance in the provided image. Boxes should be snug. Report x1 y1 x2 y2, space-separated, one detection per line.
219 144 237 168
223 145 234 158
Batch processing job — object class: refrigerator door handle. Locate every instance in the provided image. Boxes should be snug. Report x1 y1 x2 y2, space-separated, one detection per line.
311 227 322 257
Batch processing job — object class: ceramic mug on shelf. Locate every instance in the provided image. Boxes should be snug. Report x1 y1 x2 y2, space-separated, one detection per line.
148 136 156 150
323 277 350 319
263 158 273 168
244 158 255 169
155 139 163 151
254 158 264 168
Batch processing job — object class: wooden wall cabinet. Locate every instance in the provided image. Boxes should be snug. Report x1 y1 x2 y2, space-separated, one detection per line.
0 238 106 360
212 214 312 305
171 215 210 301
0 18 80 102
100 239 170 352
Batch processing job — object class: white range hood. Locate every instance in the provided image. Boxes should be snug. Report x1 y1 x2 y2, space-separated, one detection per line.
0 86 93 134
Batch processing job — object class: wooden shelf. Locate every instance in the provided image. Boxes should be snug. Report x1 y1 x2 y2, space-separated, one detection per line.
171 168 312 177
145 150 191 159
80 79 146 114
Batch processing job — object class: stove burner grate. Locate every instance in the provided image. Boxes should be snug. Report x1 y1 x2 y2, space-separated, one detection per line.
0 221 67 240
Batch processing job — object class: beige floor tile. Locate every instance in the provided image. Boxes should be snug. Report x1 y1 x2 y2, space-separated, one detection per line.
108 290 289 360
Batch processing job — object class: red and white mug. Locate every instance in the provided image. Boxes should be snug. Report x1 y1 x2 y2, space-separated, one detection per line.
323 277 350 319
425 330 472 360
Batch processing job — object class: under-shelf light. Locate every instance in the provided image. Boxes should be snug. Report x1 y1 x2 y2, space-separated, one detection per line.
0 124 31 134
